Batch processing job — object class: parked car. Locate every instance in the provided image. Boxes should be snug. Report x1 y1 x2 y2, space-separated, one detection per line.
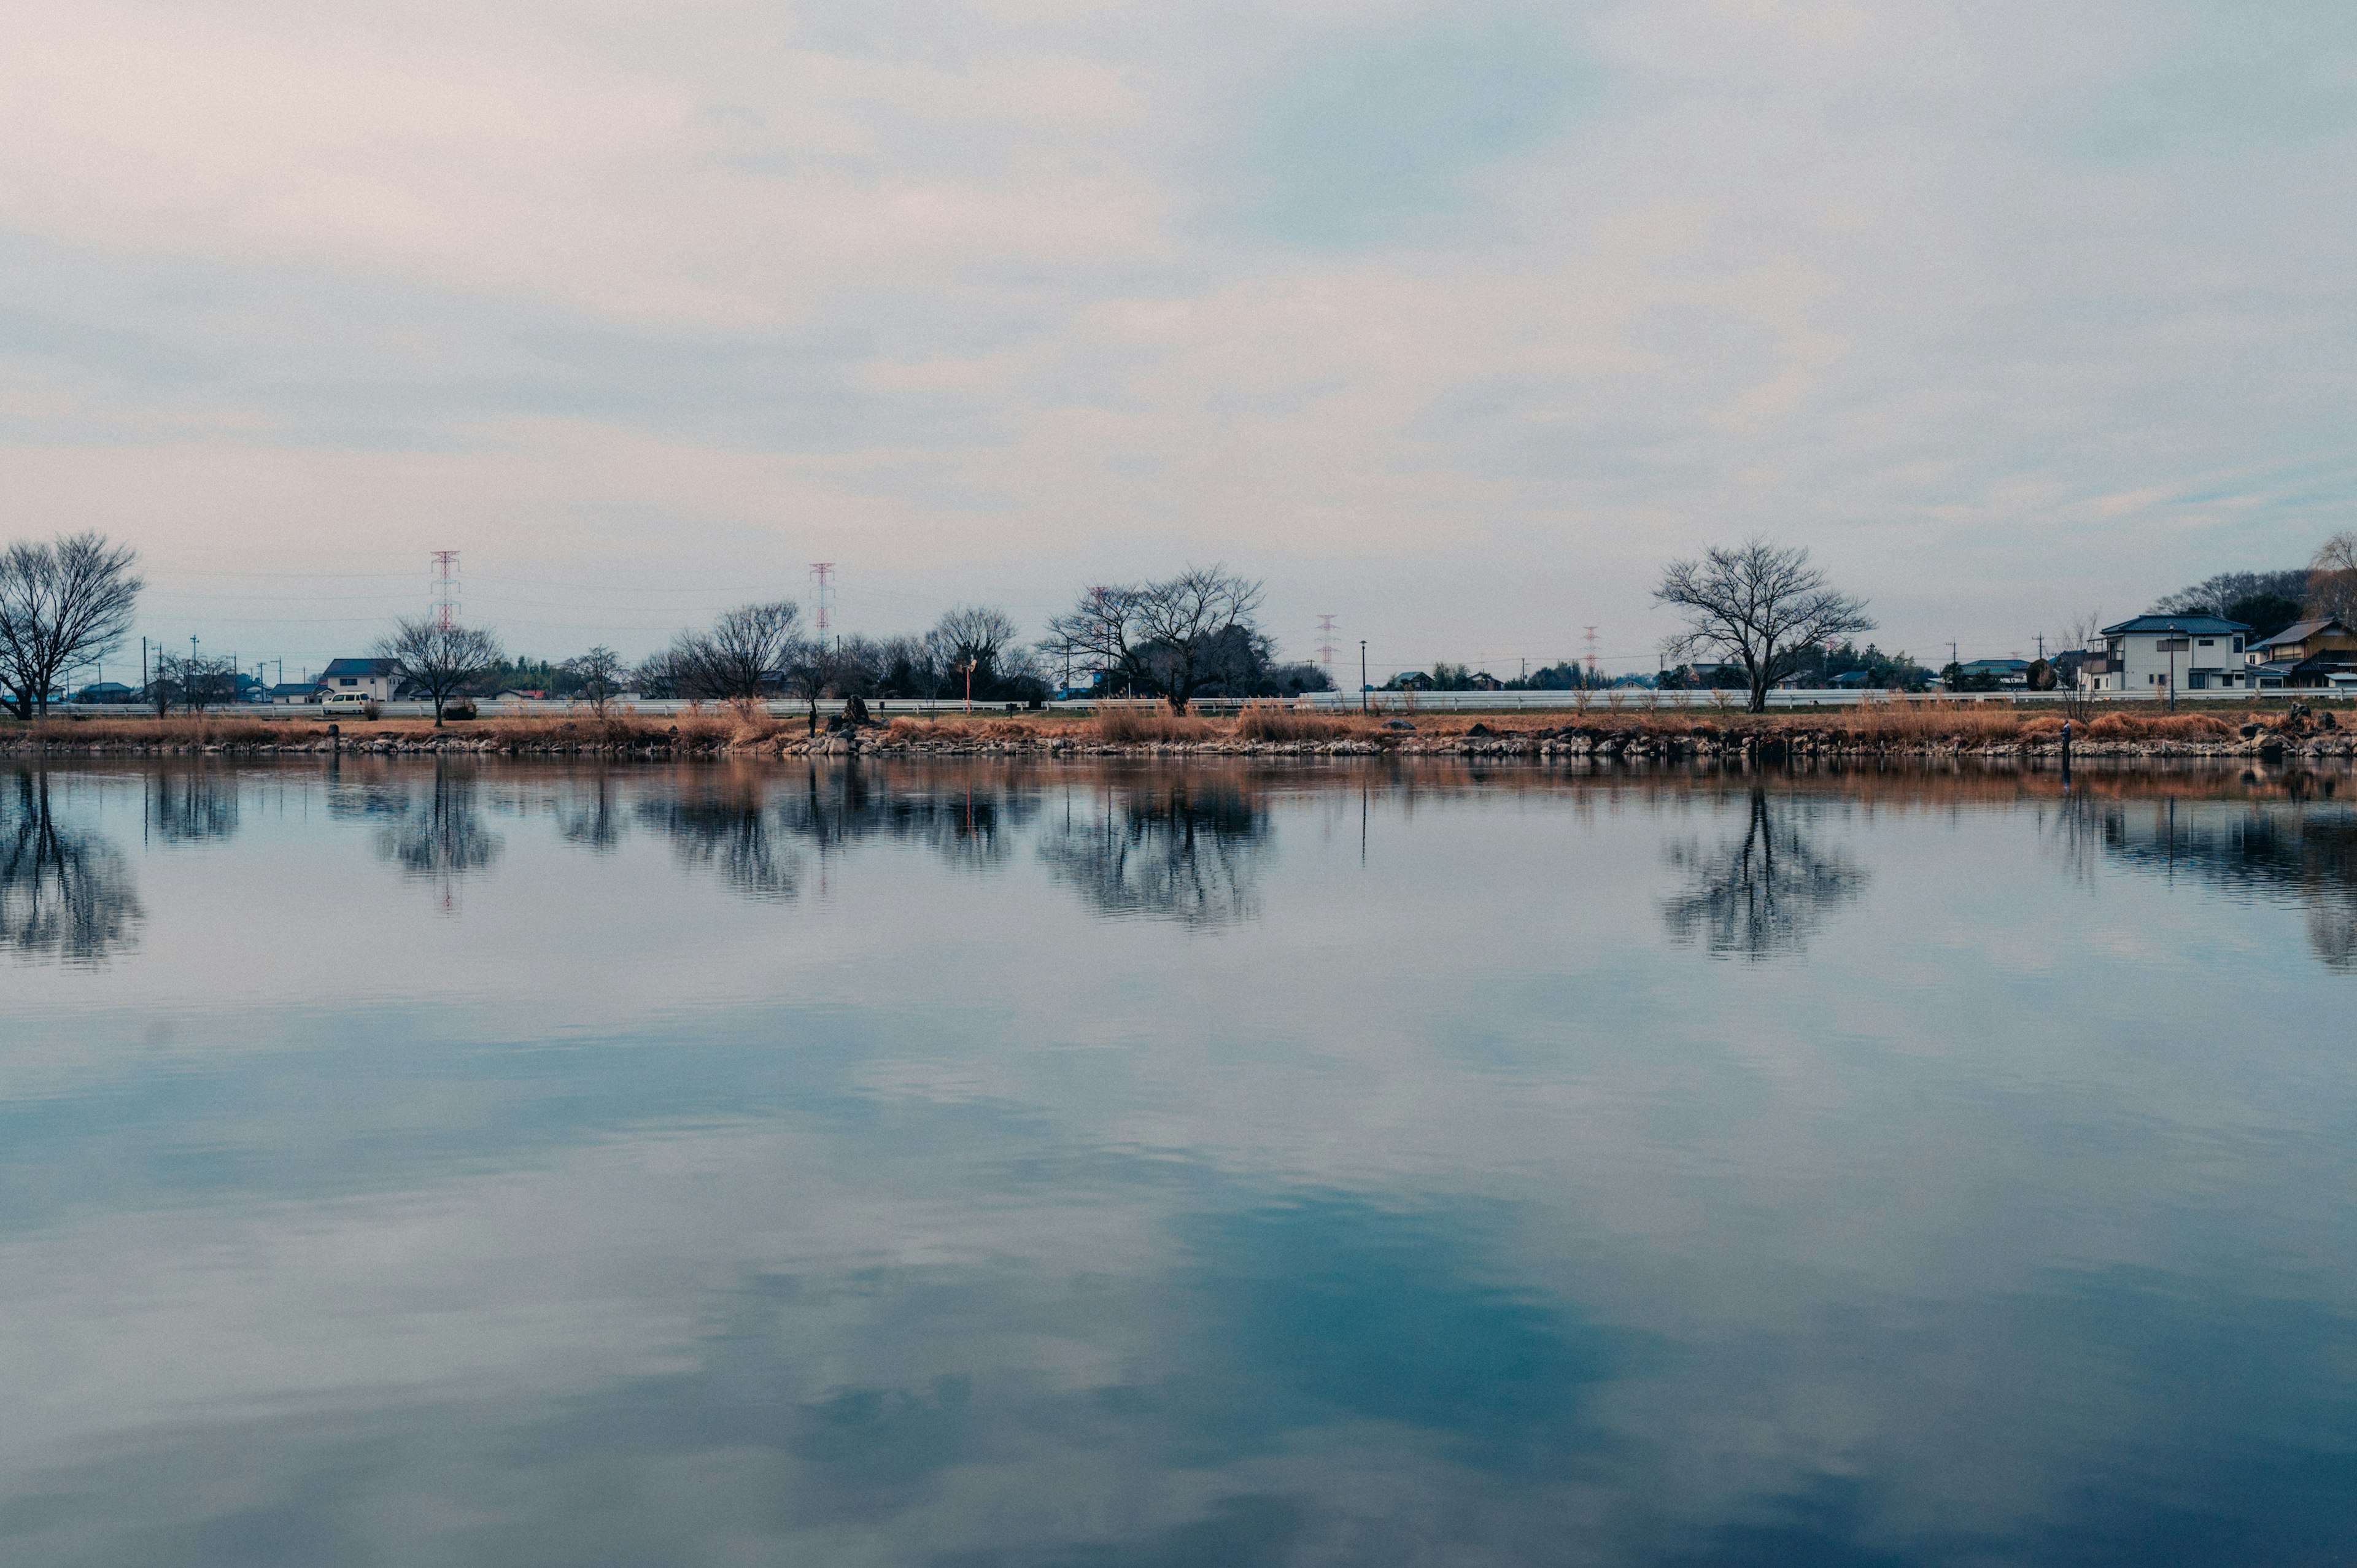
320 691 374 717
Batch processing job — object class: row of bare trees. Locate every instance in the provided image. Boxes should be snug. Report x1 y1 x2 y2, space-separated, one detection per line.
634 567 1310 715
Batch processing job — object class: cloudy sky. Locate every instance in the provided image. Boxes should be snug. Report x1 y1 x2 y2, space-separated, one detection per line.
6 0 2353 679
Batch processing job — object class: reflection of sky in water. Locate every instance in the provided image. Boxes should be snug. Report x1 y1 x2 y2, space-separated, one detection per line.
1 760 2354 1566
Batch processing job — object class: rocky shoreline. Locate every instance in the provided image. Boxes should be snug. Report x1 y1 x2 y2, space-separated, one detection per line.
6 716 2351 763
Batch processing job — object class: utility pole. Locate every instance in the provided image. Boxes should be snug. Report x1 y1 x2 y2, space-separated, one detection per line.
1316 615 1339 682
1360 641 1368 713
1584 626 1600 680
2036 634 2046 660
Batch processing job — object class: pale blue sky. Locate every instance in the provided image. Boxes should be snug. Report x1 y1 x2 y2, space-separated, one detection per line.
2 0 2353 679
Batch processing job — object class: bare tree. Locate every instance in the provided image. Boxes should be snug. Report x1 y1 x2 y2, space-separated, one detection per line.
932 606 1020 670
0 533 144 719
666 602 802 701
2310 532 2357 626
1654 540 1874 714
378 617 502 726
153 651 239 714
2153 569 2309 616
1043 566 1264 713
565 646 624 716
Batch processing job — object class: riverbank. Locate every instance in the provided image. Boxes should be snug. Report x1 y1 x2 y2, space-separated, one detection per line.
4 703 2353 761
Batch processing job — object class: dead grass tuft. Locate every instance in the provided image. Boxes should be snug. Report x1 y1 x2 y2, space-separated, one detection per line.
1235 704 1357 742
1094 706 1216 744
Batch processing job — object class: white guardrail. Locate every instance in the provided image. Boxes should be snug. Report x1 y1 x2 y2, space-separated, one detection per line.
29 687 2301 720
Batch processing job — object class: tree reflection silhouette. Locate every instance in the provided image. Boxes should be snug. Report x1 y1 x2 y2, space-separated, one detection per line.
2090 797 2357 971
0 770 144 964
145 767 239 843
1660 789 1868 960
557 773 628 854
1039 779 1267 925
638 776 801 900
372 765 503 908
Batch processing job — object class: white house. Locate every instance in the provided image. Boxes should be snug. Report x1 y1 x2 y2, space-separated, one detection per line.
316 657 405 701
2077 615 2253 694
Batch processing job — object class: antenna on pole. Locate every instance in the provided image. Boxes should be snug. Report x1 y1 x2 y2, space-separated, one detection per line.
432 551 460 631
810 563 835 635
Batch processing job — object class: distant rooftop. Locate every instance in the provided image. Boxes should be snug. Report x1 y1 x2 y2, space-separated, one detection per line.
2102 614 2250 636
2254 617 2351 649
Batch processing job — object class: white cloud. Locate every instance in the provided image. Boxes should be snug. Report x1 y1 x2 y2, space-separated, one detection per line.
1 0 2352 670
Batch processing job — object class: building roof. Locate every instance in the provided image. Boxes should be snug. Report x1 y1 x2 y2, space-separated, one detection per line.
2101 614 2250 636
268 682 319 696
319 657 400 678
1958 658 2030 672
2253 617 2351 649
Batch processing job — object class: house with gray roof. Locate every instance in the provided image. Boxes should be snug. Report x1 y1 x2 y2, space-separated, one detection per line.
2079 614 2253 694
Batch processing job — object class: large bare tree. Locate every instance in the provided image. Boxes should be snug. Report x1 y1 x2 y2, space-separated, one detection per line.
2310 532 2357 626
378 617 502 726
1654 539 1874 714
664 602 802 701
1043 566 1264 712
0 533 144 719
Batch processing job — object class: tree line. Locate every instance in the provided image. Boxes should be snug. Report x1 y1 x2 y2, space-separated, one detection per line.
0 547 1329 722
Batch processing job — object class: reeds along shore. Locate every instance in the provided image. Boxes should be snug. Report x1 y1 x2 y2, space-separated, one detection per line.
2 700 2353 759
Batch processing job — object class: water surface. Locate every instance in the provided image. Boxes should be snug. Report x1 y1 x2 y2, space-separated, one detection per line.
4 759 2353 1566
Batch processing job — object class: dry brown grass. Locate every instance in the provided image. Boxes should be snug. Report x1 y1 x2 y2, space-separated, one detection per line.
1234 704 1360 742
1841 698 2026 744
1094 706 1217 743
2083 711 2235 741
5 714 309 746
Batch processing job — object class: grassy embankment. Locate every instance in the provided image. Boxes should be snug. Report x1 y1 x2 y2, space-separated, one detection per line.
1 695 2347 753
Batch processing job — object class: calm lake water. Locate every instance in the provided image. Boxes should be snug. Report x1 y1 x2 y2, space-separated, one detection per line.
4 758 2354 1566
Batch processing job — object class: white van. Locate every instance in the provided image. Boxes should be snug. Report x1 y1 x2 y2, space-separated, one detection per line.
320 691 374 716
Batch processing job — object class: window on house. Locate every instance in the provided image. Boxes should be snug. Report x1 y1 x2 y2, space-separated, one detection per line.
2197 638 2214 647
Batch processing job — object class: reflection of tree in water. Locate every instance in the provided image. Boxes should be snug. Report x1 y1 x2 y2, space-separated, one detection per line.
371 765 503 898
780 766 1037 870
1661 789 1868 960
0 770 144 964
1038 779 1267 925
557 773 627 853
636 767 1043 900
638 776 802 900
2095 796 2357 971
147 767 239 843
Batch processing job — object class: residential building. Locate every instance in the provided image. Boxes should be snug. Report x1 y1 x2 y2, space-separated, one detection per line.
73 681 137 704
270 682 322 705
1956 658 2032 690
317 657 405 701
2244 618 2357 689
2078 614 2253 693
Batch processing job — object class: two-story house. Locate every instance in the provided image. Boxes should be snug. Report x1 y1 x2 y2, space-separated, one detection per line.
317 657 406 701
2077 614 2253 693
2244 618 2357 689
